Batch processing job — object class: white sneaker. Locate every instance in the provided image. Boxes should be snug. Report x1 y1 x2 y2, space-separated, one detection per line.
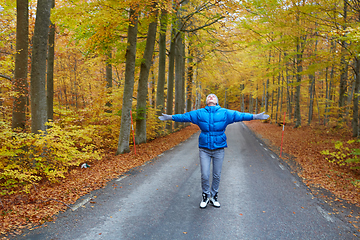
200 193 209 209
210 193 220 208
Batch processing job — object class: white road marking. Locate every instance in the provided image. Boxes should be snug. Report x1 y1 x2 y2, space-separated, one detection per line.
72 197 91 211
291 177 300 187
279 164 286 170
116 175 128 182
270 154 275 159
316 206 334 222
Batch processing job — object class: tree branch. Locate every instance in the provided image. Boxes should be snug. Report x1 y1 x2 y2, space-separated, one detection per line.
0 74 12 81
182 16 225 33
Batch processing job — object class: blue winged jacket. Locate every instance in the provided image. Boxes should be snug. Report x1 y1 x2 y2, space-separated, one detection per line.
172 105 253 150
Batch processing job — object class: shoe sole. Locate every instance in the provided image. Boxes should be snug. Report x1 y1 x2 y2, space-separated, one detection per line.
210 200 220 208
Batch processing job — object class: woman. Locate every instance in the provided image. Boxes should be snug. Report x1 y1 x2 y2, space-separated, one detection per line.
159 94 269 209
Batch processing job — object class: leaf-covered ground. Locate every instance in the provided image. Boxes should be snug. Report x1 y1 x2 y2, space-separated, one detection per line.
1 125 200 238
2 121 360 237
245 121 360 233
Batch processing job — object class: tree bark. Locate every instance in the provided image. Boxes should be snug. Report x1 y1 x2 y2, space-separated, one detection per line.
186 39 193 113
30 0 51 134
135 2 158 144
166 27 176 131
308 74 315 125
352 57 360 137
294 38 303 128
174 25 185 129
12 0 29 130
156 8 167 115
47 0 55 121
116 8 138 155
105 52 113 113
338 0 349 121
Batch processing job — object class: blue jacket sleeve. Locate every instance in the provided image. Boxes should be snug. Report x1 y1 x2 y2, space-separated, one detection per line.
226 110 253 124
172 110 199 124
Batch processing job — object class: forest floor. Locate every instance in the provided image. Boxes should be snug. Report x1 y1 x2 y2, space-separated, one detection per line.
2 121 360 237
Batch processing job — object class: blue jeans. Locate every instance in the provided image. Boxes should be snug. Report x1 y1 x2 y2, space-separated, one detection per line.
199 148 225 197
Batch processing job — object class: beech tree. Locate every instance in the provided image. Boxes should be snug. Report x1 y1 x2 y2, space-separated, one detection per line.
155 7 168 115
30 0 52 134
105 52 113 113
116 7 139 155
12 0 29 130
135 1 158 144
47 0 55 121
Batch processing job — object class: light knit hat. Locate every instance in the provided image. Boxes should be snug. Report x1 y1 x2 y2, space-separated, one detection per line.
206 94 218 105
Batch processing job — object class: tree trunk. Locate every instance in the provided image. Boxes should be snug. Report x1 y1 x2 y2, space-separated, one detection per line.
12 0 29 130
308 74 315 125
240 84 244 112
294 39 303 128
276 72 281 123
186 40 193 113
135 2 158 144
324 66 329 125
116 8 138 155
249 93 253 113
47 0 55 121
30 0 51 134
255 84 259 113
286 74 292 121
285 53 292 120
352 57 360 137
265 79 269 113
174 25 185 129
105 52 113 113
195 63 201 110
150 66 156 108
339 52 349 119
156 8 167 115
338 0 349 120
280 70 284 118
166 27 176 131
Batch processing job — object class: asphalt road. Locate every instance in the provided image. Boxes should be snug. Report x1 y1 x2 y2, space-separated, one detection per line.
14 122 358 239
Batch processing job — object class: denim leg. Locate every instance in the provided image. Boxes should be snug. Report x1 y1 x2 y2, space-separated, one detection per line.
199 148 211 197
211 148 225 197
